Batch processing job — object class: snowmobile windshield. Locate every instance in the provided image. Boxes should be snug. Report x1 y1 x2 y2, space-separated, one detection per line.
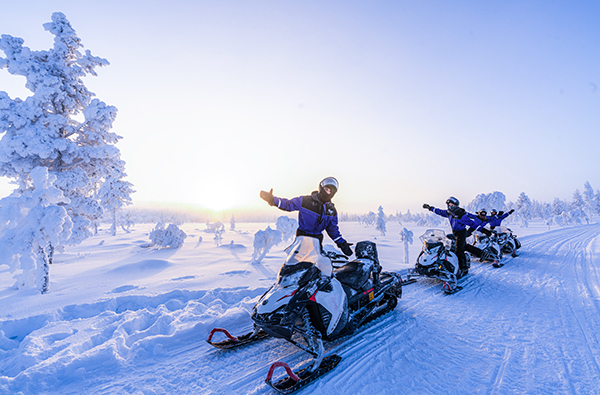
496 226 511 234
283 236 333 277
419 229 452 250
277 262 320 287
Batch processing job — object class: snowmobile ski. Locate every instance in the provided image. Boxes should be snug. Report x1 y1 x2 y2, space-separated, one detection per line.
400 277 418 286
442 281 463 295
492 261 504 268
265 355 342 394
206 327 268 349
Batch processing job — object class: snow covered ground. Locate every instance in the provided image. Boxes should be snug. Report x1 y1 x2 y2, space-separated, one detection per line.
1 220 600 394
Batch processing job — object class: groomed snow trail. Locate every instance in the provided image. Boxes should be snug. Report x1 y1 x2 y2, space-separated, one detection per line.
198 224 600 395
2 224 600 394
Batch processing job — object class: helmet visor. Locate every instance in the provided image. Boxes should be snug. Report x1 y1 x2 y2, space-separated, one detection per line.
446 196 459 206
320 177 339 190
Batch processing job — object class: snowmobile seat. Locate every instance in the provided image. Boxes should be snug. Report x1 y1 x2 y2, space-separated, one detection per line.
334 259 373 290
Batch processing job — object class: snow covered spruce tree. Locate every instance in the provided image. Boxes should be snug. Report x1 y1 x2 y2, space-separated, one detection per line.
376 206 386 236
0 13 132 291
467 191 506 213
0 14 132 237
582 181 597 219
515 192 533 224
97 169 135 236
0 167 72 293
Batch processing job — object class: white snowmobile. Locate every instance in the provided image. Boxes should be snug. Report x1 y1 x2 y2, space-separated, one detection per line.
495 226 521 257
407 229 465 294
207 236 402 394
473 230 503 267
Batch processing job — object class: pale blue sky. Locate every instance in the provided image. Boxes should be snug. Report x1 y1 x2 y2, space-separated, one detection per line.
1 1 599 213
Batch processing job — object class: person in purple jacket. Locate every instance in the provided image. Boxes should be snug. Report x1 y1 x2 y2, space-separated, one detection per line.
422 196 480 277
259 177 353 256
466 209 494 236
488 209 515 229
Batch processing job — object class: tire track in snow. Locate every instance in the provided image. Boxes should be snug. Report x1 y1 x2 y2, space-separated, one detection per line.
483 224 600 394
312 224 600 395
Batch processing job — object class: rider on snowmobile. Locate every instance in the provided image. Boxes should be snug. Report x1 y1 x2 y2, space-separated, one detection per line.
422 197 480 276
467 209 494 236
488 209 515 229
260 177 353 257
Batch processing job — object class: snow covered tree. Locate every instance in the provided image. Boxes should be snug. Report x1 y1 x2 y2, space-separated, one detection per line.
97 170 134 236
0 13 132 246
583 182 594 204
552 198 567 216
399 228 413 264
467 192 506 213
230 215 236 231
205 220 224 233
570 190 589 224
0 167 72 293
251 226 282 264
276 215 298 242
572 189 585 210
582 182 596 219
147 222 187 249
359 211 377 227
593 190 600 216
515 192 533 220
376 206 386 236
398 209 413 223
415 212 444 227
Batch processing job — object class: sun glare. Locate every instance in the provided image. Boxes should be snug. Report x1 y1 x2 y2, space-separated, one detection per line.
202 198 235 212
197 188 242 212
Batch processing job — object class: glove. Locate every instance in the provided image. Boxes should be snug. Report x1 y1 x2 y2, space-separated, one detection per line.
498 211 504 216
260 188 275 206
480 228 492 237
337 241 354 257
509 209 515 214
423 203 432 210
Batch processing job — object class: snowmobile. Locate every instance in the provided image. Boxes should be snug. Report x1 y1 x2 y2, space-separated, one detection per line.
494 226 521 257
206 236 402 394
473 230 503 267
406 229 466 294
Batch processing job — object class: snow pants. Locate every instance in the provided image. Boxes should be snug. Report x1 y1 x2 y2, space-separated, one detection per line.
453 228 479 271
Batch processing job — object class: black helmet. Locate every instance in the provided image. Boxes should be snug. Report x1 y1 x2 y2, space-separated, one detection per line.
446 196 460 206
318 177 338 202
477 209 488 216
490 209 498 215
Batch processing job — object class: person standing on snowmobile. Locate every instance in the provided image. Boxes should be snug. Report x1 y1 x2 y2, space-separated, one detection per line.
488 209 515 229
260 177 353 256
422 197 480 276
